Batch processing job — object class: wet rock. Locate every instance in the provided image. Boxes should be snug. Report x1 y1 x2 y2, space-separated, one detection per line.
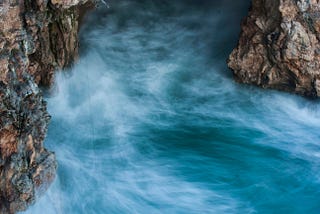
228 0 320 98
0 0 91 213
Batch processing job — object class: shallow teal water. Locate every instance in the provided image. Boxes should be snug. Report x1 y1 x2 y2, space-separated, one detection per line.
25 1 320 213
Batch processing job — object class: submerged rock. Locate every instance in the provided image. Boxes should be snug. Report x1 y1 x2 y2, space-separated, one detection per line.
228 0 320 98
0 0 92 213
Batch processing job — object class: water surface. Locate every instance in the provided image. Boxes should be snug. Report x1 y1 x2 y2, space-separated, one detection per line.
25 0 320 213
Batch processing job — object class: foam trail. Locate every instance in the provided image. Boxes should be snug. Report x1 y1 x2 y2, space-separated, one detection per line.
23 0 320 213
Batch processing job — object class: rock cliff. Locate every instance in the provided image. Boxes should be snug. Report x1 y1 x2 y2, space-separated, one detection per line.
228 0 320 98
0 0 91 213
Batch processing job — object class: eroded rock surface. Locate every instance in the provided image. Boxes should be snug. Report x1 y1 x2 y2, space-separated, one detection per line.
0 0 91 213
228 0 320 98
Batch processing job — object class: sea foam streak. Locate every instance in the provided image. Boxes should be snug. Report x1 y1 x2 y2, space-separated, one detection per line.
24 0 320 213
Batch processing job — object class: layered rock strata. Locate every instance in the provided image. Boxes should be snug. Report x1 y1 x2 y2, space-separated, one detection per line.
228 0 320 98
0 0 91 213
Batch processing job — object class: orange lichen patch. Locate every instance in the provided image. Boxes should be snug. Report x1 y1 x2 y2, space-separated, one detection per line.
0 129 18 159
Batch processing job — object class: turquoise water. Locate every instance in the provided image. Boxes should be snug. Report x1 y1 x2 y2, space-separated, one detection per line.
25 0 320 213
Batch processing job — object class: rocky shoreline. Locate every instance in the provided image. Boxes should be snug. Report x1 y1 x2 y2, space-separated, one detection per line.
0 0 91 213
1 0 320 213
228 0 320 98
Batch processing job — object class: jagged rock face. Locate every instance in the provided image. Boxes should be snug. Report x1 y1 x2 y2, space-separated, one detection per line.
228 0 320 98
0 0 90 213
25 0 87 86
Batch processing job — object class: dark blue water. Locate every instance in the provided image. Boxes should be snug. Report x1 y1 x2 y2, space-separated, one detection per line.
24 0 320 213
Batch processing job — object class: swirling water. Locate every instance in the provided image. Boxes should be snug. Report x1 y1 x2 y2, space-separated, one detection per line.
25 0 320 213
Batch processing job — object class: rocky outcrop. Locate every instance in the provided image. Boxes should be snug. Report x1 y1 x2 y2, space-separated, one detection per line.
228 0 320 98
0 0 91 213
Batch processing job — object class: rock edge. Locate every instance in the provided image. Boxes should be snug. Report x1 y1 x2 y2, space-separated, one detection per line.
0 0 92 213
